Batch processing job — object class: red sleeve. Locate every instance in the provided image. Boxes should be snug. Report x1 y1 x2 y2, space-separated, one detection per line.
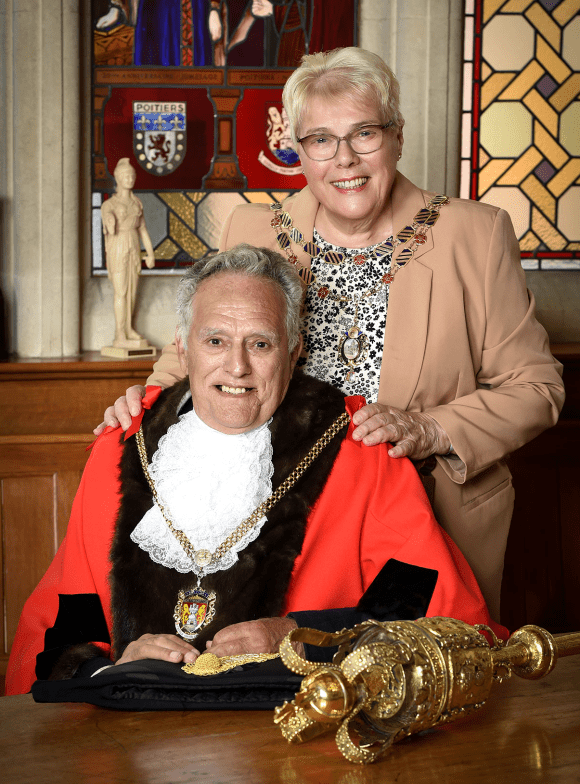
284 397 507 641
5 430 124 695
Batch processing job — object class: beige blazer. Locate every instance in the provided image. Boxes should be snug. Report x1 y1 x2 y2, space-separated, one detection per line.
149 174 564 619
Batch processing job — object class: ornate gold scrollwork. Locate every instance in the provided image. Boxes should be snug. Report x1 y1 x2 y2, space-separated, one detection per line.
274 618 580 765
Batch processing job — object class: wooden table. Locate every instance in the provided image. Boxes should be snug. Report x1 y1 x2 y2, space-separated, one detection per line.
1 655 579 784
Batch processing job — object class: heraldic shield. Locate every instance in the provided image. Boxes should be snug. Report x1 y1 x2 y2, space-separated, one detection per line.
174 587 216 640
133 101 187 176
258 103 303 177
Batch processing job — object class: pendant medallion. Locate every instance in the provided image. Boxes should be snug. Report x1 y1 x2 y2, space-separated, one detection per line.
338 327 367 366
174 587 217 640
194 549 212 567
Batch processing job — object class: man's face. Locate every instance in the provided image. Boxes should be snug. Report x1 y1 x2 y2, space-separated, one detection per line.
177 272 302 434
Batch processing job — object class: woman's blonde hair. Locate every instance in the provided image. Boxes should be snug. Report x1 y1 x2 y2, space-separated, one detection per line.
282 47 404 144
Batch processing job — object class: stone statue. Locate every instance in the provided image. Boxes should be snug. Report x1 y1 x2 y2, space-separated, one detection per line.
101 158 156 358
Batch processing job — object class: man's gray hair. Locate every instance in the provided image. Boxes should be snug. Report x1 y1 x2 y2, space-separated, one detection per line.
176 244 303 351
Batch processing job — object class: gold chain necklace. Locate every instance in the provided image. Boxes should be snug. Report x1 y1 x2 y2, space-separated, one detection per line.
269 194 449 292
135 411 350 640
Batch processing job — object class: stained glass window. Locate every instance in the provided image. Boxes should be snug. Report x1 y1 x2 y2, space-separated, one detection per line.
460 0 580 270
91 1 358 274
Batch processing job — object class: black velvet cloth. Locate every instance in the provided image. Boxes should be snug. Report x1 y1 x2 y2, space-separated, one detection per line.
31 559 437 710
32 657 302 711
290 559 438 664
36 594 110 680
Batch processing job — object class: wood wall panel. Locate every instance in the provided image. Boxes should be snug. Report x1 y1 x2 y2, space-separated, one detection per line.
2 475 57 651
0 352 154 436
56 469 84 545
0 354 153 692
501 421 580 633
0 437 93 474
560 461 580 631
0 455 87 690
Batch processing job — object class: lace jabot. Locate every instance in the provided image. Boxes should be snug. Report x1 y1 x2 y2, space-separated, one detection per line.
130 402 274 575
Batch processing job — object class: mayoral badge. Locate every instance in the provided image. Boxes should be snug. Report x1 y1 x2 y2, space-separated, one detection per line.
174 587 217 640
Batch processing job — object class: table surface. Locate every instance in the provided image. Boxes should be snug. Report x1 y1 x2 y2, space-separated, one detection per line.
1 655 579 784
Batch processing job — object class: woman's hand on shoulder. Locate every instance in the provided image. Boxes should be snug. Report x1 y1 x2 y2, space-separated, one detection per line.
93 384 146 436
115 633 199 665
351 403 451 460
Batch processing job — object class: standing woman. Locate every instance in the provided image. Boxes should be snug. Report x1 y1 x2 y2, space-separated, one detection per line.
98 48 564 619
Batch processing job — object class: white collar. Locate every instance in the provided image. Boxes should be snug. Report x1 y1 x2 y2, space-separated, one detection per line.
131 406 274 575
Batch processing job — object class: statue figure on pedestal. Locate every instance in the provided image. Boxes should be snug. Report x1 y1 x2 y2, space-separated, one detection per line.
101 158 156 358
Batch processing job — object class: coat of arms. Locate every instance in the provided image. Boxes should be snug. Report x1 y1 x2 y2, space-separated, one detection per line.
258 104 303 176
174 587 216 640
133 101 187 175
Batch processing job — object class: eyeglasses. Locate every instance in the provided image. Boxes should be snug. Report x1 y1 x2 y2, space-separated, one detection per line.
297 122 394 161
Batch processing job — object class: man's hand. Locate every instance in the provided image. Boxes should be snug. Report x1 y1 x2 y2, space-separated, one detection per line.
93 384 146 435
205 617 300 658
115 633 199 666
351 403 452 459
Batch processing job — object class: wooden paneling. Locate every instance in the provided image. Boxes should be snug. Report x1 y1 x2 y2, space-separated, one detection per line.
552 343 580 418
3 475 58 649
0 352 154 435
498 346 580 634
560 460 580 631
0 354 154 692
55 468 84 545
502 422 580 633
0 442 89 688
0 463 85 653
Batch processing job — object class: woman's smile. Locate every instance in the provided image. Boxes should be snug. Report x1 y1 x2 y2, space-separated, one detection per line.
331 176 369 191
297 93 403 246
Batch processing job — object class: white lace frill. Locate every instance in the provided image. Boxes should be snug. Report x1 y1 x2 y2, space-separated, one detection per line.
130 408 274 575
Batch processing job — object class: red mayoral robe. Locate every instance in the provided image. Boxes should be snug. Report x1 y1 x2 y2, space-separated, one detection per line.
6 387 506 695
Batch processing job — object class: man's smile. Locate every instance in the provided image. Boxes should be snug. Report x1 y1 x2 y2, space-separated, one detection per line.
216 385 255 395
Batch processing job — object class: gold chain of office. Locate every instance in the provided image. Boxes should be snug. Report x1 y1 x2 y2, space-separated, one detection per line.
135 412 350 570
269 194 450 296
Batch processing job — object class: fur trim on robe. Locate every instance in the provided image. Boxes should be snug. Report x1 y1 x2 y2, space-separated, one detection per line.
109 370 348 658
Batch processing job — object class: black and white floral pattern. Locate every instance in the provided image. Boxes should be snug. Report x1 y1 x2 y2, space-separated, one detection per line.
298 229 392 402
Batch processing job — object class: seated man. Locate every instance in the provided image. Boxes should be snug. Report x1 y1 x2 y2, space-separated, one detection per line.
6 245 505 695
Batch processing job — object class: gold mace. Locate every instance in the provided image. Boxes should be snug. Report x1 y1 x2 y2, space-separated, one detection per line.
273 617 580 765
